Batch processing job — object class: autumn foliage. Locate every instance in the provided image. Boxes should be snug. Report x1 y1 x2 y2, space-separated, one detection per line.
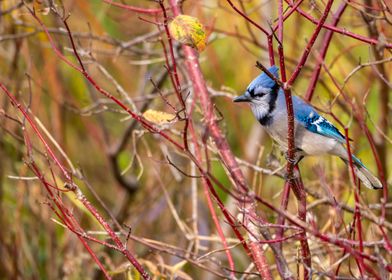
0 1 391 279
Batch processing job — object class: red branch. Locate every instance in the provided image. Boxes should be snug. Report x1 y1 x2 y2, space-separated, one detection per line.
169 1 275 279
225 0 269 36
305 2 348 101
320 63 392 253
344 128 365 276
0 82 151 279
187 109 236 276
102 0 162 15
26 5 184 152
225 0 275 64
277 0 313 275
287 0 335 86
286 0 392 49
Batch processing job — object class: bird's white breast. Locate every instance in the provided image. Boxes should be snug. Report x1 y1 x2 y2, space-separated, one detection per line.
264 110 340 156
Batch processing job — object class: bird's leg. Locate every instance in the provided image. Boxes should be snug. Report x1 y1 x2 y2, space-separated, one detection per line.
282 149 303 182
284 148 304 167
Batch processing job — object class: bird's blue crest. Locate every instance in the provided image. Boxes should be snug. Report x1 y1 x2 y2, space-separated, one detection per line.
247 65 279 92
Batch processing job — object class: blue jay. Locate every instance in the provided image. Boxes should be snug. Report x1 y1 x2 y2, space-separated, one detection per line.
233 65 382 189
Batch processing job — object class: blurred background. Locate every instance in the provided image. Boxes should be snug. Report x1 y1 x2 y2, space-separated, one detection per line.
0 0 391 279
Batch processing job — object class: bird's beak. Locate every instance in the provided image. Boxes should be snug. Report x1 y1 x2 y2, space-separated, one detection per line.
233 92 250 103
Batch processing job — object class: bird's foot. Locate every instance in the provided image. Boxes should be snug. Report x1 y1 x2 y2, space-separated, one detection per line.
284 149 304 166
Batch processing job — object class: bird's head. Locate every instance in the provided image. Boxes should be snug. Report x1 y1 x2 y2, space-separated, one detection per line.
233 66 280 122
233 65 279 105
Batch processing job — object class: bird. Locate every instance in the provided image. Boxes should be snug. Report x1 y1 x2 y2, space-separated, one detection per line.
233 65 382 189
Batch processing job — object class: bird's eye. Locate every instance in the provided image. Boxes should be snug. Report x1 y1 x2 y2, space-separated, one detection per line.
253 86 270 97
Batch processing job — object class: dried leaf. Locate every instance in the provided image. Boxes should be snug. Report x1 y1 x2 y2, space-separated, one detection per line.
169 15 207 52
143 109 175 125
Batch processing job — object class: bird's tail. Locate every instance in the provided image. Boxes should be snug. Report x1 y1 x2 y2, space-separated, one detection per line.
342 155 383 190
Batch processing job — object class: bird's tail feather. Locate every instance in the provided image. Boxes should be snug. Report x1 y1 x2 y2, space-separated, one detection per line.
342 156 383 190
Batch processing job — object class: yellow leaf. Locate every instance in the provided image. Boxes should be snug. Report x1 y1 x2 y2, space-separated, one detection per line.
143 109 175 125
168 15 207 52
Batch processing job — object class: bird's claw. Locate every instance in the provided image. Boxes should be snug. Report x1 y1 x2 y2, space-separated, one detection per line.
284 150 304 166
284 153 298 166
286 157 297 165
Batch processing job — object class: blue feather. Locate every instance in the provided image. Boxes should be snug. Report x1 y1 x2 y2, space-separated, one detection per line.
291 95 346 143
247 65 279 92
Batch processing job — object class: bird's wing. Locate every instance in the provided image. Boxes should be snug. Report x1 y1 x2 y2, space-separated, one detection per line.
292 96 346 143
